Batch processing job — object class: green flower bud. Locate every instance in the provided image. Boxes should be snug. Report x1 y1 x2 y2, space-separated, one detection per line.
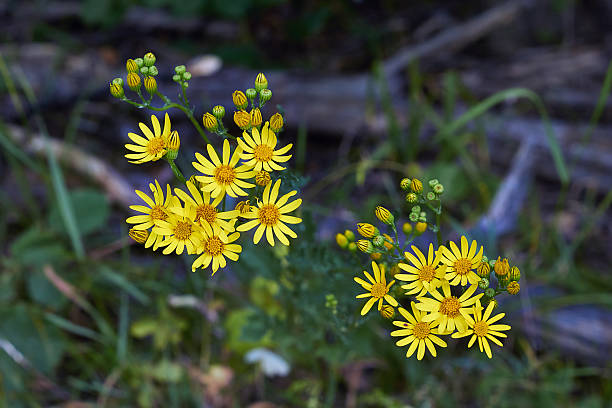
140 66 149 75
411 205 421 214
112 77 123 86
357 240 374 254
485 288 495 298
269 113 283 132
375 206 394 225
126 72 141 91
428 179 439 187
336 233 349 249
344 230 355 241
478 278 489 290
109 81 124 98
259 88 272 103
212 105 225 119
481 255 489 264
400 178 411 191
143 52 156 67
183 72 192 81
406 193 418 203
348 242 357 252
175 65 186 75
134 58 144 68
409 212 419 222
372 235 386 248
402 222 412 235
255 72 268 92
148 66 158 76
510 266 521 281
433 183 444 195
427 192 436 200
246 88 257 100
172 74 181 82
144 76 157 94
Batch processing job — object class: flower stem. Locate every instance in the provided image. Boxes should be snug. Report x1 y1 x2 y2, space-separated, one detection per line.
167 159 186 184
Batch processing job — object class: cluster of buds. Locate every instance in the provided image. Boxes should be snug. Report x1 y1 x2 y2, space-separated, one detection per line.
476 255 522 307
110 52 160 99
325 294 338 315
336 229 357 252
230 73 282 133
172 65 192 87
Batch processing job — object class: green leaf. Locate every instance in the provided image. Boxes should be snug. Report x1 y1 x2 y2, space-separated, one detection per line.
48 189 110 236
10 227 70 268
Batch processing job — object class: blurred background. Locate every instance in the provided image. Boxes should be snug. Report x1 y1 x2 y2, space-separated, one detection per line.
1 0 611 406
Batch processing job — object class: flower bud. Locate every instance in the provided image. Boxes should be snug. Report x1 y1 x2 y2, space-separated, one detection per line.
172 74 181 82
134 58 144 68
250 108 263 127
246 88 257 100
478 278 489 290
175 65 186 75
143 52 156 67
406 193 418 203
380 304 395 319
372 235 385 248
129 228 149 244
183 72 192 81
212 105 225 119
144 76 157 94
494 256 510 277
234 110 251 130
336 233 349 249
476 261 491 278
428 179 439 187
481 255 489 264
203 113 219 132
235 200 251 215
126 59 138 73
426 192 436 201
357 239 374 254
509 266 521 281
126 72 141 91
344 230 355 241
415 222 427 235
325 294 338 311
484 288 495 298
357 223 378 239
411 205 421 213
348 242 357 252
148 66 159 76
375 206 394 225
400 178 411 191
109 81 124 98
402 222 412 235
167 130 180 152
507 281 520 295
232 90 248 110
419 212 427 222
140 66 149 76
409 212 419 222
390 264 401 277
259 88 272 104
410 178 423 193
370 252 382 261
255 72 268 92
188 175 202 190
255 170 271 186
433 184 444 195
269 113 284 132
382 234 394 251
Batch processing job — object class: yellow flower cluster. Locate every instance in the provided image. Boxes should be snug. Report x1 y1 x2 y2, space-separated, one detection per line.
123 70 302 275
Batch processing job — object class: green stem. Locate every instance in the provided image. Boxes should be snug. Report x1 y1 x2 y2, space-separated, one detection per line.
167 159 187 184
155 91 210 143
436 211 442 247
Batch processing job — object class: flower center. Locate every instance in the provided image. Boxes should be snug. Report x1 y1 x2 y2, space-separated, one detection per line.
150 205 168 221
418 265 436 282
370 282 387 298
439 296 461 318
454 258 472 276
205 236 224 256
173 221 192 241
196 204 217 224
253 144 273 162
258 204 280 226
146 137 166 156
413 321 431 339
473 321 489 337
214 165 236 185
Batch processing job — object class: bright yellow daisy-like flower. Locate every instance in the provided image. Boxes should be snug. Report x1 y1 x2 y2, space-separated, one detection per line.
354 261 398 315
391 302 448 360
439 235 483 286
237 122 292 172
125 113 171 164
236 179 302 246
173 181 238 240
452 299 511 358
192 225 242 275
193 139 257 199
126 180 178 250
416 281 483 333
153 203 204 255
396 243 447 297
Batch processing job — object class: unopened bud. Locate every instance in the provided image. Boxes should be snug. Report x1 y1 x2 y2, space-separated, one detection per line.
415 222 427 235
336 233 349 249
212 105 225 119
509 266 521 281
372 235 385 248
485 288 495 298
126 72 141 91
183 72 192 81
246 88 257 100
255 72 268 92
400 178 411 191
370 252 382 261
380 304 395 319
382 234 394 251
134 58 144 68
428 179 439 187
348 242 357 252
406 193 418 203
255 170 271 186
234 110 251 130
477 261 491 278
250 108 262 127
410 179 423 193
269 113 284 132
433 184 444 195
140 66 149 76
402 222 412 235
507 281 520 295
203 113 219 132
144 76 157 94
259 88 272 104
175 65 186 75
143 52 156 67
232 90 248 110
427 192 436 201
375 206 394 225
110 81 124 98
129 228 149 244
167 130 180 152
148 66 158 76
357 223 378 239
235 200 251 215
357 239 374 254
494 257 510 277
172 74 181 82
344 230 355 241
478 278 490 290
126 59 138 73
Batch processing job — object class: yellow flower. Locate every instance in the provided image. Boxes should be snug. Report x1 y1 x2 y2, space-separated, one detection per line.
354 261 398 315
232 90 248 110
172 181 238 240
416 281 483 333
410 178 423 193
192 139 257 199
153 203 203 255
336 233 349 249
192 225 242 275
507 281 520 295
439 236 483 286
236 179 302 246
396 244 446 297
126 180 178 250
452 299 511 358
167 130 180 151
124 113 171 164
391 302 448 360
494 256 510 277
237 122 292 172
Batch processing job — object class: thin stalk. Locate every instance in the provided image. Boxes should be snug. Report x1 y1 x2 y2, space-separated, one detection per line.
167 160 186 183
